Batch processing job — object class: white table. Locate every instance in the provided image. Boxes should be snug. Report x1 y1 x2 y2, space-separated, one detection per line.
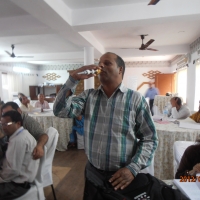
153 95 172 114
29 109 73 151
154 120 200 180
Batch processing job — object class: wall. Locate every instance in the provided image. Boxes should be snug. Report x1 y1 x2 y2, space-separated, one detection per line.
123 61 171 96
0 63 39 101
37 70 69 85
187 51 198 111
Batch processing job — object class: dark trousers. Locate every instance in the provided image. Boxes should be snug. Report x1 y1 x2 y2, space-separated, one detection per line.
0 182 30 200
83 162 116 200
149 99 154 116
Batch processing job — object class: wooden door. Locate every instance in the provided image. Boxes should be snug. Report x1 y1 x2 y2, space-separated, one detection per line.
56 84 62 94
29 86 39 100
155 73 176 95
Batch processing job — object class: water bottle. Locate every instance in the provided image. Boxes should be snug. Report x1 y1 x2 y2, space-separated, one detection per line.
166 102 171 116
163 106 168 121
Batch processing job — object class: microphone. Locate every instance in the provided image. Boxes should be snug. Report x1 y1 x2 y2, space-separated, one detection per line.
77 69 101 75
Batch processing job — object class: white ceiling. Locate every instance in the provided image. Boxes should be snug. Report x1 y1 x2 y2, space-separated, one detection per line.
0 0 200 64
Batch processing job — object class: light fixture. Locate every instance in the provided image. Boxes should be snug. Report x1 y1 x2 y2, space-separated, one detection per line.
13 67 30 73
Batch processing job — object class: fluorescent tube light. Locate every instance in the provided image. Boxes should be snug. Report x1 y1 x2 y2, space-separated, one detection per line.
13 67 30 73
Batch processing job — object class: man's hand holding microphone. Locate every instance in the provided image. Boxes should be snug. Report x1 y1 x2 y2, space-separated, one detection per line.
70 65 101 81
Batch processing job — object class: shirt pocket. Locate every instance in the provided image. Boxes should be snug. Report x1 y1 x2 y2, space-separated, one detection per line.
111 103 136 135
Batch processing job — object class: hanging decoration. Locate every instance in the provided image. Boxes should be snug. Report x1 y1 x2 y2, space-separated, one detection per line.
42 73 61 81
142 70 161 79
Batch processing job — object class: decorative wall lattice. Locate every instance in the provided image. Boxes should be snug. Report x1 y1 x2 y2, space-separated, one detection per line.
42 73 61 81
142 70 161 79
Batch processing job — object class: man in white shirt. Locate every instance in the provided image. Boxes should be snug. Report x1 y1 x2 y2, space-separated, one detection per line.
169 97 190 119
35 93 50 109
0 102 48 160
0 110 39 199
18 93 34 113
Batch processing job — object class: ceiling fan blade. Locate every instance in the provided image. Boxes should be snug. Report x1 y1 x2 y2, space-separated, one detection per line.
16 56 34 58
143 39 155 48
148 0 160 5
120 48 132 49
5 51 12 56
146 48 158 51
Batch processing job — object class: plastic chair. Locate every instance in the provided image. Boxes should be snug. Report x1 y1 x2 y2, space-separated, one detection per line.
49 103 54 110
173 141 195 176
43 127 59 200
15 146 47 200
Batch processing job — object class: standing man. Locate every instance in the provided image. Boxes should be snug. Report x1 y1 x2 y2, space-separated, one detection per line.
145 81 159 115
53 52 158 199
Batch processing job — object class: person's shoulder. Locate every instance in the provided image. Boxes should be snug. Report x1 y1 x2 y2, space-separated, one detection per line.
15 129 36 142
22 112 36 123
80 88 98 96
185 144 200 154
182 104 190 111
125 89 145 103
19 104 24 108
127 89 143 98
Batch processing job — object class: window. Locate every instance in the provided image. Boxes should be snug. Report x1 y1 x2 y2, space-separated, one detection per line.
2 73 9 101
195 62 200 110
177 68 187 103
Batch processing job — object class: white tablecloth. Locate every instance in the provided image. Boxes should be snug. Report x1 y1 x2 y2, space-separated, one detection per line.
154 121 200 180
29 109 73 151
154 95 172 114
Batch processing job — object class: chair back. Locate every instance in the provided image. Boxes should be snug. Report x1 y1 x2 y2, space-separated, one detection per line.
15 147 47 200
173 141 195 176
49 103 54 110
43 127 59 187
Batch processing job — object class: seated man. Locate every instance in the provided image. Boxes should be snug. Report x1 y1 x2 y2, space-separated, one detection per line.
0 102 48 160
18 93 34 113
35 93 50 109
190 101 200 123
0 111 39 199
169 97 190 119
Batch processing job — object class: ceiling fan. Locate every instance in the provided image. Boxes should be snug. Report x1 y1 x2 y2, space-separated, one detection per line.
137 34 158 51
148 0 160 5
5 44 34 58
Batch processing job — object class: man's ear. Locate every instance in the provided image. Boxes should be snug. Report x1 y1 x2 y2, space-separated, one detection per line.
17 108 22 114
119 66 123 74
16 121 21 126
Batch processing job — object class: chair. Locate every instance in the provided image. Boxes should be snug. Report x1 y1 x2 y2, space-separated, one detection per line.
173 141 195 176
145 97 150 106
49 103 54 110
140 156 154 176
43 127 59 200
15 147 47 200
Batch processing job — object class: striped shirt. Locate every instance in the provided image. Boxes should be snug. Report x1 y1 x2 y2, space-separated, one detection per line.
53 76 158 176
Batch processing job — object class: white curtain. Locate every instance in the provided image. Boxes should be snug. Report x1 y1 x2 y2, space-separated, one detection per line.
7 73 22 101
195 63 200 110
177 68 187 103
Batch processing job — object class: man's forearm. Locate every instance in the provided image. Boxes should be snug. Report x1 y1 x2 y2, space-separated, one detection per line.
53 76 79 117
37 134 48 147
